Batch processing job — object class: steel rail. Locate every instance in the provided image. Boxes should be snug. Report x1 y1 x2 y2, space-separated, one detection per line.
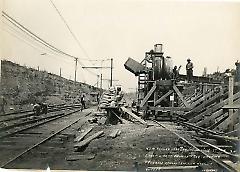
0 108 81 139
193 136 239 161
0 104 81 123
0 110 92 168
153 120 237 172
178 121 239 142
0 105 82 131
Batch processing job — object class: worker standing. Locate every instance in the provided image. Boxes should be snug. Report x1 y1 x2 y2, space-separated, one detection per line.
186 58 193 82
0 95 7 115
81 95 86 109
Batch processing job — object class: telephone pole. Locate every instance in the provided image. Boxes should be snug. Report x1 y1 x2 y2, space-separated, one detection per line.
100 74 103 92
110 58 113 87
59 68 62 77
74 58 78 85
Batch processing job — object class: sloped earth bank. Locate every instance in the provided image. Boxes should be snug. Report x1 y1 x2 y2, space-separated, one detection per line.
6 107 198 171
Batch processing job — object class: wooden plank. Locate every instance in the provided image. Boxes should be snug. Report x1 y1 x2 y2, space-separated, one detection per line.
190 90 215 109
222 104 240 109
189 91 224 114
74 131 104 148
196 109 223 127
140 83 156 108
194 137 239 160
213 110 239 132
74 127 93 142
154 90 173 106
121 107 147 125
147 166 198 170
108 129 120 138
188 92 240 123
224 129 240 137
111 110 124 124
149 106 190 112
173 85 189 108
66 154 95 161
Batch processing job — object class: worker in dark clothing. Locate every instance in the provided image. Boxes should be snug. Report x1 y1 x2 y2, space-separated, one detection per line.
172 66 178 79
33 103 41 115
81 95 86 109
186 58 193 82
0 96 7 114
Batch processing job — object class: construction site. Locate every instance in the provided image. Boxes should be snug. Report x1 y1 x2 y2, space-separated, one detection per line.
0 1 240 172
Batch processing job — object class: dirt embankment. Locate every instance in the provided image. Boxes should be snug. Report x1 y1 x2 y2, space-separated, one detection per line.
1 60 99 108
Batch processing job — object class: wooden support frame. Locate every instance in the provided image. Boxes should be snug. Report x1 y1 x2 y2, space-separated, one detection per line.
150 107 190 112
173 85 190 108
140 83 156 108
188 92 240 123
196 109 223 127
154 90 173 106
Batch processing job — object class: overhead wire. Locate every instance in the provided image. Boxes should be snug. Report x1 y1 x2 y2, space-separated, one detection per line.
2 11 108 85
49 0 90 60
1 23 84 80
2 20 73 64
48 0 101 81
2 11 79 60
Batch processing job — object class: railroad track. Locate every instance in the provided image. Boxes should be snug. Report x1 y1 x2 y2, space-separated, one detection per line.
149 120 238 172
0 104 82 137
0 108 93 168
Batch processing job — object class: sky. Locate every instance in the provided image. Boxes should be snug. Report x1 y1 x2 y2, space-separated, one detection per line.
1 0 240 92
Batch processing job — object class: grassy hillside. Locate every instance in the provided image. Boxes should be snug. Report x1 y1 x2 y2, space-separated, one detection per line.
1 60 99 106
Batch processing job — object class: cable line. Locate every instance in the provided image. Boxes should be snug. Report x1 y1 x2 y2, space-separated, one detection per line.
49 0 90 60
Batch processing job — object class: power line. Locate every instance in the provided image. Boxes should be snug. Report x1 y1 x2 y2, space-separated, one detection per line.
2 21 73 64
2 11 88 61
49 0 90 59
2 22 73 63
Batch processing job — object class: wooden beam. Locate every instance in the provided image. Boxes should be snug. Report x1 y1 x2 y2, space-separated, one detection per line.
173 85 190 108
196 109 223 127
188 92 240 123
121 107 147 125
66 154 95 161
140 83 156 108
147 166 199 170
111 110 124 124
190 89 216 109
74 127 93 142
154 90 173 106
74 131 104 149
213 110 239 132
224 129 240 137
149 106 190 112
194 137 239 161
108 129 120 138
188 91 224 115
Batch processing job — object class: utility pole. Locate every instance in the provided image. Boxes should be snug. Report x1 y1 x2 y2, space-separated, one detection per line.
97 75 99 88
60 68 62 77
74 58 78 85
110 58 113 87
100 74 103 92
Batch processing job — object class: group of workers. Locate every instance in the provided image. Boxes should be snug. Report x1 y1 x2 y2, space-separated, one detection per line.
172 58 193 82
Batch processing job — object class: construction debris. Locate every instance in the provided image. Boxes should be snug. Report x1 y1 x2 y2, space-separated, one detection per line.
66 154 95 161
74 131 104 149
121 107 147 125
74 127 93 142
108 129 121 138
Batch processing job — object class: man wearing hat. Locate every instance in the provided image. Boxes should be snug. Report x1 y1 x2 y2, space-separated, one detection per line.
186 58 193 82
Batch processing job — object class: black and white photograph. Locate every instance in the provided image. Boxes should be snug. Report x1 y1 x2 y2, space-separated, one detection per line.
0 0 240 171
